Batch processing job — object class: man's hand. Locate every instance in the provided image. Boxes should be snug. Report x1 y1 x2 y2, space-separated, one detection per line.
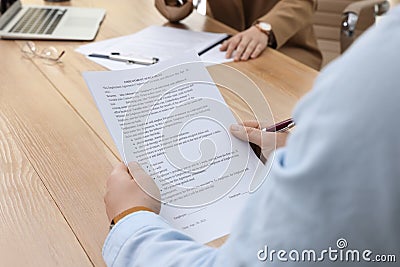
104 162 161 222
220 26 268 61
230 121 288 160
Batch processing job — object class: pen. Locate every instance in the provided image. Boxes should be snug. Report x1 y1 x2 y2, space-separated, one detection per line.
261 118 295 133
88 53 159 66
198 34 232 56
250 118 295 158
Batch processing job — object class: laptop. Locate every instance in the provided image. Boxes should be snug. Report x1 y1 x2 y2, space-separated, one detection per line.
0 0 105 40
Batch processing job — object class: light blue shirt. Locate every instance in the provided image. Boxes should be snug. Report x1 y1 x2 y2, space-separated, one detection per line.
103 6 400 266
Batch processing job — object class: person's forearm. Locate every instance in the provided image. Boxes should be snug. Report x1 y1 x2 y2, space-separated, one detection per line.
103 211 218 267
257 0 315 48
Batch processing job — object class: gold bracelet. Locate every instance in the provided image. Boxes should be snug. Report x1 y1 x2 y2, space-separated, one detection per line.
109 206 155 230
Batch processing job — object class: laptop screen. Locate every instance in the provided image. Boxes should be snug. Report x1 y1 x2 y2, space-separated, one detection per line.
1 0 17 15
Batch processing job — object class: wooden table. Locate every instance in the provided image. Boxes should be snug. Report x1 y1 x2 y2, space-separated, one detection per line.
0 0 318 266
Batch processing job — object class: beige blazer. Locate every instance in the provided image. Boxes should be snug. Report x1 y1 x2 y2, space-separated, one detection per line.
206 0 322 70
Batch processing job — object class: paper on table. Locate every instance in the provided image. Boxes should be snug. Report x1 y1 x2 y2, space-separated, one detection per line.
76 25 233 70
83 51 264 243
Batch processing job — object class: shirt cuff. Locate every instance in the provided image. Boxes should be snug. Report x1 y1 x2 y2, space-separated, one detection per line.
102 211 170 265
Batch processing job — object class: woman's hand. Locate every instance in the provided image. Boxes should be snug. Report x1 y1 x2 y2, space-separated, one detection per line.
220 26 268 61
155 0 193 22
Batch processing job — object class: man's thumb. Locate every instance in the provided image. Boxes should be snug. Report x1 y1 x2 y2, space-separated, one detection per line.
230 124 263 147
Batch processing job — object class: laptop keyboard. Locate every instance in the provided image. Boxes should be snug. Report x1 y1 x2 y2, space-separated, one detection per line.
9 7 66 35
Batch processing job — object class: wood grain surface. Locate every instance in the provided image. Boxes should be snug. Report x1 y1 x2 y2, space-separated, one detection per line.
0 0 319 265
0 43 93 267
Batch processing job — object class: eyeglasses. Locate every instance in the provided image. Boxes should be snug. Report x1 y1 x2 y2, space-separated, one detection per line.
21 41 65 64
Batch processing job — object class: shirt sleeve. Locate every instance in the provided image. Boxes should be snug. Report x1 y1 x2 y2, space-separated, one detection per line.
257 0 315 49
103 211 218 267
102 7 400 266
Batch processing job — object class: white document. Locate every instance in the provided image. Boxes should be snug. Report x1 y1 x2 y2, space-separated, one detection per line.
83 51 263 243
76 25 233 70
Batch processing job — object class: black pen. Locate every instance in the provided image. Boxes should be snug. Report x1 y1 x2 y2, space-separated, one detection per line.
198 34 232 56
88 53 159 65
